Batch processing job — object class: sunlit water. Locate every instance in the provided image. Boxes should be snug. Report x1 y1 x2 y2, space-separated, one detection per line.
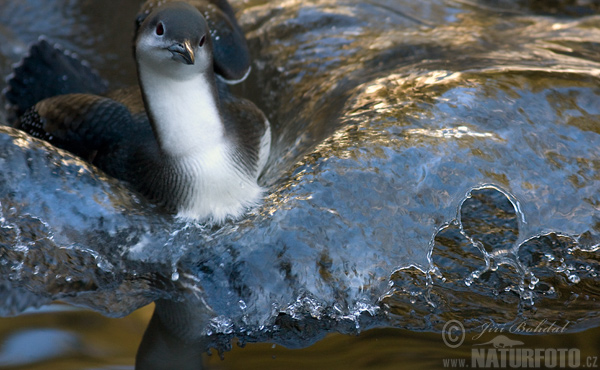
0 0 599 368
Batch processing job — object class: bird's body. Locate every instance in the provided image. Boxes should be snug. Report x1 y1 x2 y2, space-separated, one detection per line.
3 1 270 223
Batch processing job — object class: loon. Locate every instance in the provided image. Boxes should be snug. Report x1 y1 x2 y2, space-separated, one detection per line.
3 1 271 223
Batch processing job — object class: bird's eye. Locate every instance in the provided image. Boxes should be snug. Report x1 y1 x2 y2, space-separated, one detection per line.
156 22 164 36
199 35 206 47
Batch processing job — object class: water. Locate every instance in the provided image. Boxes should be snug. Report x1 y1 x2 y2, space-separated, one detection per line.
0 0 599 368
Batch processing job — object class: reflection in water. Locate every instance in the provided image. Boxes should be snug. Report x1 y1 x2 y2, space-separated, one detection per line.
0 0 599 368
136 299 208 370
0 304 150 369
2 306 600 369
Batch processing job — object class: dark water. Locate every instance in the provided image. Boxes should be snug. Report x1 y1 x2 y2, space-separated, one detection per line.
1 0 599 368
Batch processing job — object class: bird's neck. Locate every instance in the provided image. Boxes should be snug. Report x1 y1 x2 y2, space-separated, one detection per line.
138 65 225 158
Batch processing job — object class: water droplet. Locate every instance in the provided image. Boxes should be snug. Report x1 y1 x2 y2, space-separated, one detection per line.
239 300 247 310
464 276 472 287
96 259 113 271
171 271 179 281
554 261 566 272
544 253 555 261
568 274 580 284
527 274 539 290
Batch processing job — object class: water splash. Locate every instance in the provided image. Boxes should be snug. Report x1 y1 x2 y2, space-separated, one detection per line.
0 0 599 355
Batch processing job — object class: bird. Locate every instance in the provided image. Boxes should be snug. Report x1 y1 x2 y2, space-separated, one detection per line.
3 1 271 224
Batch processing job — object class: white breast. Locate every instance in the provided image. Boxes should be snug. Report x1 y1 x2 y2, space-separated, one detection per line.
141 71 224 158
175 148 265 223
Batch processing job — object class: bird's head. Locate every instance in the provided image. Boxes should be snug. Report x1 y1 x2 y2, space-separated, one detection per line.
135 2 213 80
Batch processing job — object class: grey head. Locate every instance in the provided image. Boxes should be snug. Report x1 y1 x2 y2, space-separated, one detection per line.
135 2 214 80
135 0 251 83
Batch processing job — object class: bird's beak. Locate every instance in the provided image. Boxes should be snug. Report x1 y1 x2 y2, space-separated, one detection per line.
167 40 195 65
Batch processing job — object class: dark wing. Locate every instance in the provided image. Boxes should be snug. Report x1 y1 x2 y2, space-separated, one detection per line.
107 86 145 115
3 39 107 122
135 0 251 82
18 92 168 207
16 94 152 179
202 0 251 83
